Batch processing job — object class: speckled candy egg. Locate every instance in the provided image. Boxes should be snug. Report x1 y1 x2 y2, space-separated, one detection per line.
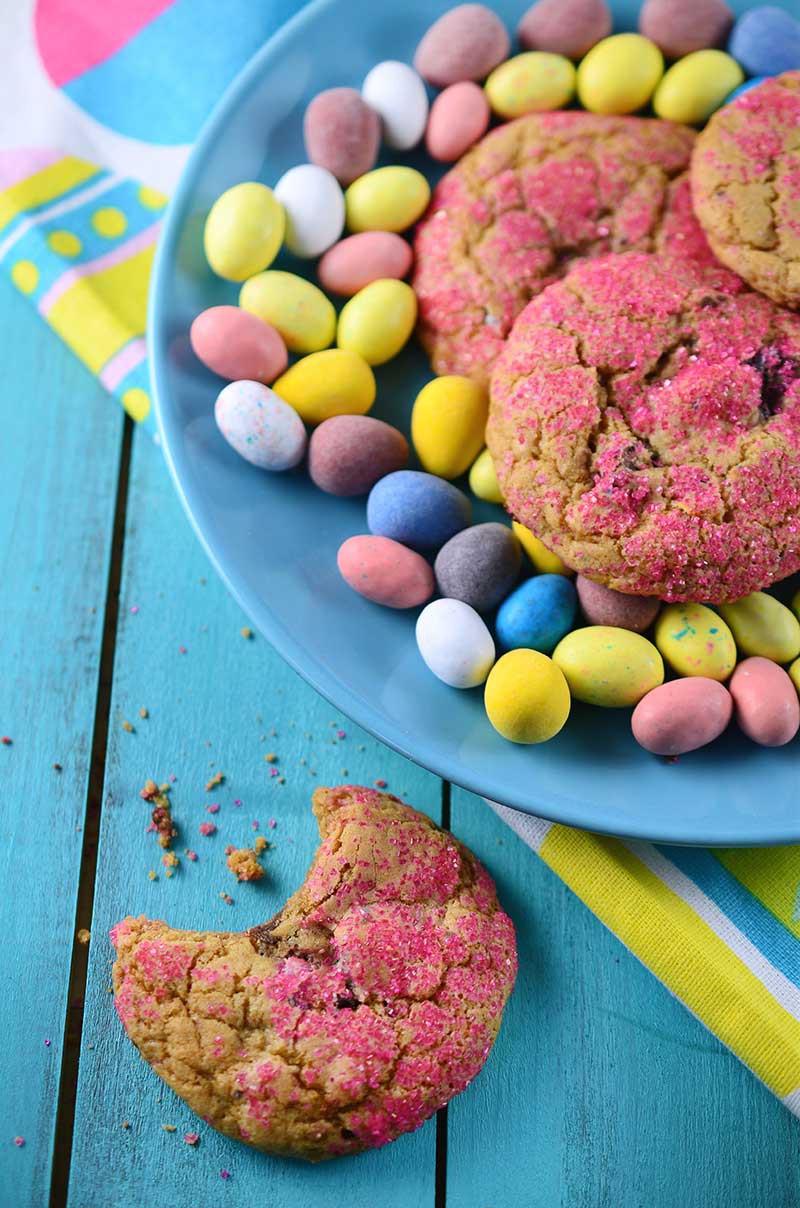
729 657 800 746
318 232 413 296
632 678 733 756
728 6 800 76
367 471 471 551
485 52 576 118
303 88 381 186
337 535 435 609
214 380 306 471
484 649 571 743
639 0 733 59
416 598 495 687
414 4 511 86
576 576 660 633
362 61 429 150
655 603 736 680
496 574 577 654
719 592 800 663
434 523 521 613
273 164 344 258
190 306 288 383
518 0 612 58
308 415 409 496
426 81 491 162
553 627 664 707
239 271 336 354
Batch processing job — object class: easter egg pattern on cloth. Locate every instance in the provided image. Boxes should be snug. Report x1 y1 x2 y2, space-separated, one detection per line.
496 575 577 654
190 306 288 384
484 649 571 743
416 599 496 687
308 415 409 496
214 380 306 471
434 523 522 614
367 471 471 551
337 535 435 608
655 604 736 680
729 657 800 746
632 678 733 756
553 627 664 707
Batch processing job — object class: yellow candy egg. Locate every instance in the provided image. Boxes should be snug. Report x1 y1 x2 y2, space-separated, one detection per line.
469 448 504 503
411 375 489 480
272 349 375 424
653 50 744 125
336 279 417 366
512 521 572 576
553 627 663 707
345 167 431 233
239 271 335 354
577 34 663 114
789 657 800 697
485 52 576 118
203 182 285 282
718 592 800 664
484 649 571 743
654 603 736 680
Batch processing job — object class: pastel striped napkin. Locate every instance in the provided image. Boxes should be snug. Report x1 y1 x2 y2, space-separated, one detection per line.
4 0 799 1119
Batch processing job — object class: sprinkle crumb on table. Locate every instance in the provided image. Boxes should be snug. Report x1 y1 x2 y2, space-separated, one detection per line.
205 771 224 791
226 848 265 881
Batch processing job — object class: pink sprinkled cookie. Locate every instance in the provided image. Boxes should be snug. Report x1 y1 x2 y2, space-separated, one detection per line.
111 786 517 1162
487 252 800 603
413 111 711 385
691 72 800 309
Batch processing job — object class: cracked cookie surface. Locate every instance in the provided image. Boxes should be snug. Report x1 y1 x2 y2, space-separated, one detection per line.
111 786 517 1162
413 111 710 385
487 252 800 603
691 72 800 309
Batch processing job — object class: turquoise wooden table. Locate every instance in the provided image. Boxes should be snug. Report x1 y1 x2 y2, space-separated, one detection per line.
1 271 798 1207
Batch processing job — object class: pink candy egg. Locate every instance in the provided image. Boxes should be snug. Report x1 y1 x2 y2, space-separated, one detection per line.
318 232 413 297
632 677 732 756
639 0 733 59
304 88 381 186
576 575 660 633
414 4 510 86
338 535 435 608
518 0 612 59
309 415 409 496
190 306 288 383
426 81 491 162
729 657 800 747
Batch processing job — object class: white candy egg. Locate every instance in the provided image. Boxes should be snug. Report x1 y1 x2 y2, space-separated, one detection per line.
416 598 495 689
214 380 307 471
362 61 429 151
273 164 345 258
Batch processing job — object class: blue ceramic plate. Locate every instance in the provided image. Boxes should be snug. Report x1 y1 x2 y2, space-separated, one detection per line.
151 0 800 845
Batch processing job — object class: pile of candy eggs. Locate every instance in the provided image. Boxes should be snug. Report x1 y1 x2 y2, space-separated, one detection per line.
191 0 800 759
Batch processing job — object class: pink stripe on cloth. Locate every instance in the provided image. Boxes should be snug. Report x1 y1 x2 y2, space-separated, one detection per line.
0 148 63 191
38 221 161 315
35 0 177 88
99 336 147 390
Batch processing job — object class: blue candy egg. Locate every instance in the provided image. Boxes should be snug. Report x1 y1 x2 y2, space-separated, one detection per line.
724 74 769 103
496 574 577 655
728 7 800 77
367 470 472 551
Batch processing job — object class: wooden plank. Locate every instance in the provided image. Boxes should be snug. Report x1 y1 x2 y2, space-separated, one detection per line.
0 274 124 1206
446 787 800 1208
68 426 442 1208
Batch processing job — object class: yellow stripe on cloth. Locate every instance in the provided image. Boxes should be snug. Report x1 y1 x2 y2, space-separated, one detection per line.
717 847 800 940
0 158 98 232
46 244 154 373
539 825 800 1098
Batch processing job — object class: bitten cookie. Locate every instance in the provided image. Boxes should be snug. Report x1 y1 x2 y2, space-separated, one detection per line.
691 72 800 308
112 786 517 1162
487 252 800 603
413 111 710 385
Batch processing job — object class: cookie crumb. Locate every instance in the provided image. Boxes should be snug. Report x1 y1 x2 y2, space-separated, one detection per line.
253 836 268 855
205 771 224 791
227 848 265 882
77 928 91 945
121 1122 130 1130
264 753 277 763
374 779 387 788
199 822 216 837
53 763 62 772
207 803 220 814
147 870 158 882
121 720 134 733
240 627 252 639
161 852 179 869
185 849 198 862
139 707 148 720
162 1124 176 1133
219 892 234 905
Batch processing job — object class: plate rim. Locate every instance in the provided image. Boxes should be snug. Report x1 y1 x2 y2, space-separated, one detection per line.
149 0 800 847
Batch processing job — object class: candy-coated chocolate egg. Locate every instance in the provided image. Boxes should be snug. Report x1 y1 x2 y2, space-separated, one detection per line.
577 33 664 113
468 448 504 503
190 306 288 383
411 375 488 480
272 349 375 425
719 591 800 663
214 380 306 471
496 574 577 654
485 52 576 117
512 521 572 576
303 87 381 185
416 598 496 688
434 523 521 613
654 603 736 680
203 182 284 282
308 415 408 496
632 678 732 756
367 471 471 551
345 167 431 233
336 279 417 366
518 0 612 59
318 232 413 296
239 271 336 354
639 0 734 59
728 6 800 77
484 648 571 742
553 626 664 707
576 576 659 633
426 82 491 162
414 4 511 86
652 50 743 123
273 164 344 258
337 535 434 609
362 61 429 150
729 657 800 746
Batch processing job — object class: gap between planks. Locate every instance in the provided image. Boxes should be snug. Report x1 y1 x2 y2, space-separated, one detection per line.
49 416 134 1208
